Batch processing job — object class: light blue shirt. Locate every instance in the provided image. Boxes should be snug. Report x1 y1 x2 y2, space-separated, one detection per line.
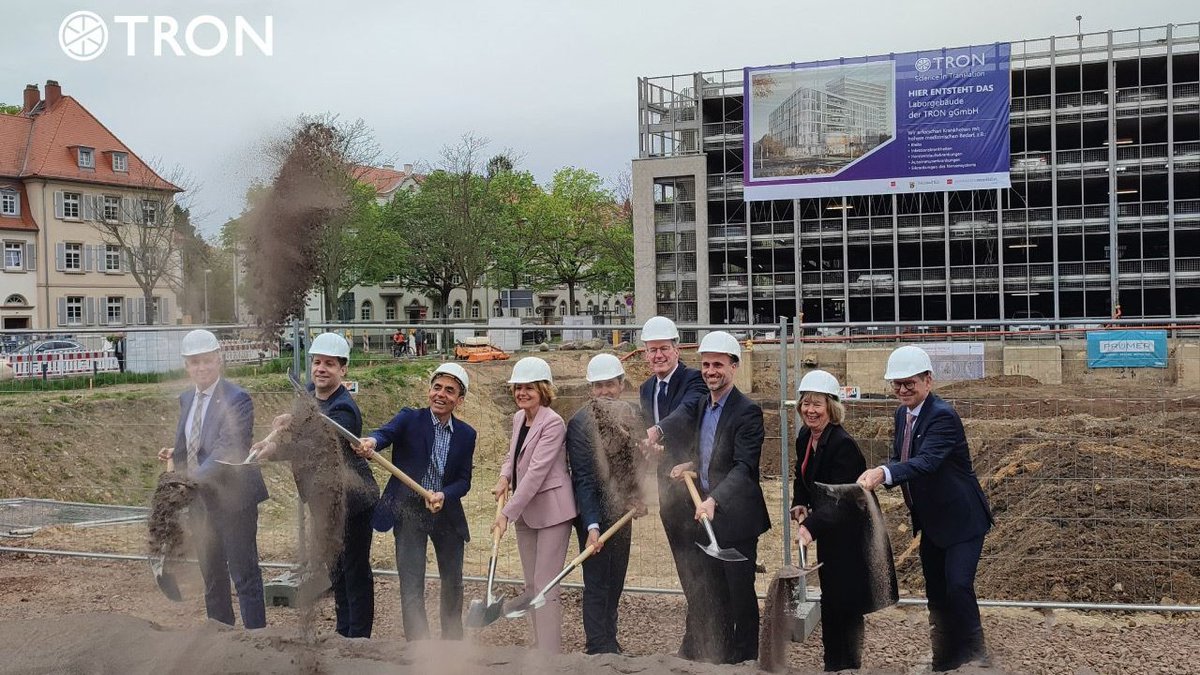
699 390 731 492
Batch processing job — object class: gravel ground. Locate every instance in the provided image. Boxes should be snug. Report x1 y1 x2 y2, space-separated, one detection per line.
0 552 1194 674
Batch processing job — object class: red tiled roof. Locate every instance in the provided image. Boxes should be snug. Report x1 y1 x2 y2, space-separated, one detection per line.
351 164 421 195
3 94 180 192
0 182 38 232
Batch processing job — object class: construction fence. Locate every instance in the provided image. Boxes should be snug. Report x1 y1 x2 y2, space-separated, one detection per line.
1 318 1199 610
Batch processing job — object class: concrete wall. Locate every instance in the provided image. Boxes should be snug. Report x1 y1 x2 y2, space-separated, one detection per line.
845 348 894 395
1179 344 1200 389
1002 346 1063 384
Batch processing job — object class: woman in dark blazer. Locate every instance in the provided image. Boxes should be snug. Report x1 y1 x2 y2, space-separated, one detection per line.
789 370 870 672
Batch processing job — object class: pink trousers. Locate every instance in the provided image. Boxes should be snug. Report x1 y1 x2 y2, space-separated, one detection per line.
514 518 572 653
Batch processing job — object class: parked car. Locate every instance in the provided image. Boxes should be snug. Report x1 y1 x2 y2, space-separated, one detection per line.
12 338 90 355
1007 311 1051 333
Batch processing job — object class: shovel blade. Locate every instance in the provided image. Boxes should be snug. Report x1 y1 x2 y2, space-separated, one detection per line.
697 541 749 563
150 557 183 602
465 599 486 628
503 593 546 619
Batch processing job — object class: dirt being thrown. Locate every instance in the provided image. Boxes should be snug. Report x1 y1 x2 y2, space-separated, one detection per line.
146 471 197 559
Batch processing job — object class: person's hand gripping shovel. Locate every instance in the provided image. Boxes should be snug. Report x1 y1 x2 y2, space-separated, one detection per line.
503 508 637 619
465 492 508 628
679 470 748 562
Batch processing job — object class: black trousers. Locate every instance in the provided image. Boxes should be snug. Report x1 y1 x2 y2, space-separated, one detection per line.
920 533 987 671
190 504 266 629
331 506 374 638
394 504 465 640
574 517 633 654
693 536 759 665
819 603 865 671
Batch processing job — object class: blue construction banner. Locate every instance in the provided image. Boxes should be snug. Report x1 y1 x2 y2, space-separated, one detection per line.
744 43 1010 200
1086 330 1168 369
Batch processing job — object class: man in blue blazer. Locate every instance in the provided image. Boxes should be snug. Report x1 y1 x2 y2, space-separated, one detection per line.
858 346 993 671
157 329 267 629
356 363 475 640
639 317 718 661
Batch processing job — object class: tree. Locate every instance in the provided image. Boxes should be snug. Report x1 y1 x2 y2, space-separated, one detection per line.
0 102 21 116
312 181 399 322
528 167 621 310
80 162 188 324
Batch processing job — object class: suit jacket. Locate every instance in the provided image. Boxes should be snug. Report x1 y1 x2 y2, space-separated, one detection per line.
886 393 993 547
369 407 476 541
500 407 577 529
659 386 771 543
312 383 379 516
639 364 708 521
567 400 643 527
792 423 880 613
172 377 268 514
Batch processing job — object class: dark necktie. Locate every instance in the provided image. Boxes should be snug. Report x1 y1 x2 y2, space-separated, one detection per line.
900 412 915 508
656 380 668 423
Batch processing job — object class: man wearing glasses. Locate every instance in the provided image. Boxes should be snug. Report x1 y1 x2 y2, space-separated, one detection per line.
856 345 992 671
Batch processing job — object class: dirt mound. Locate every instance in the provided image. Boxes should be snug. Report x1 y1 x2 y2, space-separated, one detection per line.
939 375 1041 393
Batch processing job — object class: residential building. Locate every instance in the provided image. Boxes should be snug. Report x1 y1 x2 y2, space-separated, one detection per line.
0 80 182 331
634 23 1200 336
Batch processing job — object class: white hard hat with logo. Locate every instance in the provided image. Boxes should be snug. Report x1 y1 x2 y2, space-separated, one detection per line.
432 362 470 394
884 345 934 380
697 331 741 360
586 353 626 382
310 332 351 359
508 356 553 384
797 370 841 400
641 316 679 342
180 329 220 356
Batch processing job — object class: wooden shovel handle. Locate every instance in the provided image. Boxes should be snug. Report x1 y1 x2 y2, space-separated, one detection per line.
491 492 507 549
681 470 703 509
368 450 442 513
568 508 637 567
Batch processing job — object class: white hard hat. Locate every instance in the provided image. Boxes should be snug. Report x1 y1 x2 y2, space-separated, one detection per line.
884 345 934 380
586 353 626 383
310 332 351 359
432 362 470 393
641 316 679 342
797 369 841 400
180 329 220 356
698 331 741 360
508 356 553 384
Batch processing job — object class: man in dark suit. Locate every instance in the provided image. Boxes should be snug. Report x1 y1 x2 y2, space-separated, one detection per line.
567 354 646 655
637 316 709 659
157 329 267 629
660 331 770 664
357 363 475 640
858 345 993 671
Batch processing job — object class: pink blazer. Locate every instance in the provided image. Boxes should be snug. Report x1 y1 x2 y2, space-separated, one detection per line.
500 407 578 529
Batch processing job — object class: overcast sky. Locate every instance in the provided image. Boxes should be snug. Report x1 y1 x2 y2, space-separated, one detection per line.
3 0 1192 235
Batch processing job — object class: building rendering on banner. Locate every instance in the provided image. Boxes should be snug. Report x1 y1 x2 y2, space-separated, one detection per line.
632 23 1200 336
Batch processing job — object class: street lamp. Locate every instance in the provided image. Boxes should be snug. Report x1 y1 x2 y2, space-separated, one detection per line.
203 268 212 325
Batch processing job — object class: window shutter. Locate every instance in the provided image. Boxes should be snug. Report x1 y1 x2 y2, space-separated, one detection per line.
135 297 146 325
55 242 65 271
125 297 135 324
120 249 130 273
159 297 171 325
25 243 36 271
84 297 96 325
57 298 67 326
82 195 95 221
122 198 136 224
54 192 65 220
83 245 93 272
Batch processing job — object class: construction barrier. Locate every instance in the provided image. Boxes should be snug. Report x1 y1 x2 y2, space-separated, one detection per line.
4 351 120 379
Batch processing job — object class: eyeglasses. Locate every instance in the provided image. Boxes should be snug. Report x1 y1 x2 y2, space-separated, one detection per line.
645 346 674 356
891 379 921 392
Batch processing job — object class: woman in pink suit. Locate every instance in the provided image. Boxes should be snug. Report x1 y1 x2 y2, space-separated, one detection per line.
492 356 578 653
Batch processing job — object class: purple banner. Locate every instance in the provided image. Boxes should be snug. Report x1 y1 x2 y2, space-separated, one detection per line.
744 43 1010 200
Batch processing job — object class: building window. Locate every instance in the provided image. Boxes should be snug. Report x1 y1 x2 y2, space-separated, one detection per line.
360 300 373 321
471 300 481 319
558 300 566 316
452 301 463 319
0 189 17 216
142 200 157 225
4 242 22 269
385 302 397 321
105 245 121 272
64 242 82 271
78 147 94 169
4 293 27 306
106 296 123 324
66 296 83 325
62 192 81 219
151 296 163 323
112 152 128 172
104 196 121 222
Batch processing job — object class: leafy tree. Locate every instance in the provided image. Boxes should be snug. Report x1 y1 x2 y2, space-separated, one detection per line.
0 102 22 115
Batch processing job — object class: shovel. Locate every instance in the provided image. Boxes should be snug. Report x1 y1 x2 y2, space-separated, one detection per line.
794 512 823 578
214 369 307 467
504 508 637 619
465 492 508 629
680 471 748 562
313 412 443 514
150 455 184 601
